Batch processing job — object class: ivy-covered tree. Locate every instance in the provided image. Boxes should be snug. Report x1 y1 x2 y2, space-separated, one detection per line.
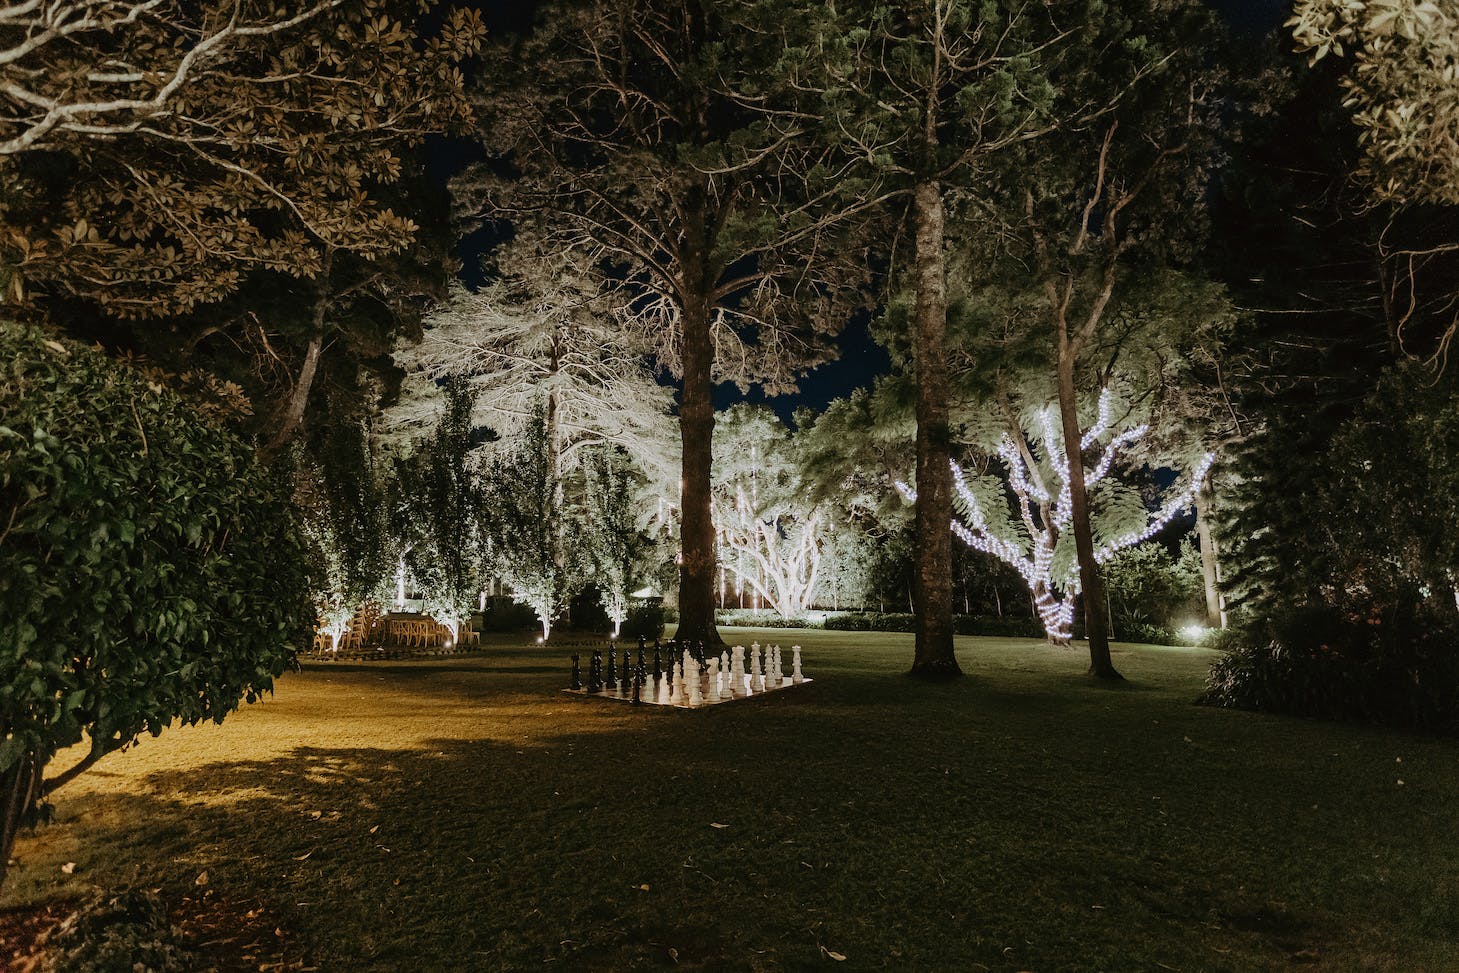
389 375 483 641
481 401 582 641
579 447 657 637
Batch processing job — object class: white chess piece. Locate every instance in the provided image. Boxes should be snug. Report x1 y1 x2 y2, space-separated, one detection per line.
707 658 721 703
767 645 778 689
658 670 670 704
731 645 746 697
720 651 730 694
688 659 703 706
792 644 803 684
751 644 764 692
668 661 681 704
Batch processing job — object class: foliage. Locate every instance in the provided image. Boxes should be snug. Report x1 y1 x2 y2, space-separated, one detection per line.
823 612 919 633
1103 540 1206 632
1288 0 1459 207
714 610 820 630
619 602 666 642
1202 604 1459 733
386 237 677 480
0 322 310 887
0 0 484 316
390 375 483 639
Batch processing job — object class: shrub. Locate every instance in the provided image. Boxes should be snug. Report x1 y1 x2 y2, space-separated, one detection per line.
953 615 1047 639
1115 621 1180 646
715 610 819 629
1200 604 1459 734
619 602 665 641
823 612 918 632
0 323 311 889
480 599 541 633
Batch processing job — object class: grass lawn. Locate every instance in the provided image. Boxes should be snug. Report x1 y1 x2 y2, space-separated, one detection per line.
5 630 1457 972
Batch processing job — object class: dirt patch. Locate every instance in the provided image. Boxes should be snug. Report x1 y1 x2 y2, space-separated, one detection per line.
0 899 78 973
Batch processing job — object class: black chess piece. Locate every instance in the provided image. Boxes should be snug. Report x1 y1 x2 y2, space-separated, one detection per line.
652 642 662 681
630 668 643 706
588 649 602 694
621 651 631 691
606 643 617 690
570 653 582 691
637 637 646 673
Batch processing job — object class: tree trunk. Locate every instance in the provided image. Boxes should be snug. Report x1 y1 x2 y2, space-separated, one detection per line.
266 333 323 456
0 751 41 894
1195 483 1224 628
1056 350 1121 679
909 180 960 679
675 293 723 647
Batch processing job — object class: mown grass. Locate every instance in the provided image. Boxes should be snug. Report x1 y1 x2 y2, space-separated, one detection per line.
6 630 1458 972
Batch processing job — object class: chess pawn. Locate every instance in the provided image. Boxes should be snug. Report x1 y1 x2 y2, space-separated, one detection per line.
570 653 582 691
730 645 746 697
668 661 681 705
606 644 617 690
706 658 722 703
658 667 671 704
688 659 703 707
792 644 804 684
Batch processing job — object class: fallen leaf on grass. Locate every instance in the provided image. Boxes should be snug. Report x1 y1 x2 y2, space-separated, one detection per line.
819 945 847 961
195 871 209 886
368 825 379 835
61 862 76 874
293 851 313 861
709 822 728 829
638 884 650 891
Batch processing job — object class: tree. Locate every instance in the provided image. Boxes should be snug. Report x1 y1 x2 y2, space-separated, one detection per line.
386 237 677 482
0 323 311 892
389 375 483 641
465 0 883 645
978 0 1224 677
579 447 657 637
899 389 1214 643
1 0 485 447
712 405 828 620
480 401 582 641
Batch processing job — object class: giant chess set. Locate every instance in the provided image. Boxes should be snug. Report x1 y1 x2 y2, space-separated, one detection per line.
564 637 810 707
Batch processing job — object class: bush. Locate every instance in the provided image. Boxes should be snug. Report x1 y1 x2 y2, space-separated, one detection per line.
823 612 918 632
0 323 312 885
619 602 665 641
953 615 1047 639
480 599 540 633
1115 621 1180 646
715 610 819 629
1200 605 1459 733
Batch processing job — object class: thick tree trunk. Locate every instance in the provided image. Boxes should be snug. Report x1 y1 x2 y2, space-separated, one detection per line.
675 294 723 647
1056 350 1121 679
1195 484 1225 628
909 180 960 679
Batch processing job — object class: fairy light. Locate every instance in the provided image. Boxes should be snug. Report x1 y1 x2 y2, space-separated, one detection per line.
897 400 1215 644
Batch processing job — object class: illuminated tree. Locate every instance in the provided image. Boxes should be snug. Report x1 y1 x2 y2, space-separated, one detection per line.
899 390 1214 643
466 0 883 646
712 406 828 620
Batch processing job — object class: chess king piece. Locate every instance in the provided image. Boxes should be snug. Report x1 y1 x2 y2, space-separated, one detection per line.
792 645 804 684
621 651 631 694
772 645 782 687
606 644 618 690
720 651 730 694
730 645 746 697
571 653 582 691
